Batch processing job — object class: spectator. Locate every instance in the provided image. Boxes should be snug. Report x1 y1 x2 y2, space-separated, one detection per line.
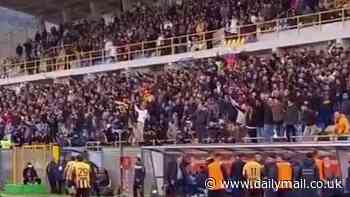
134 103 149 145
285 99 299 142
318 95 334 130
255 100 265 142
193 103 209 143
341 93 350 117
23 39 33 59
263 98 274 142
271 98 285 137
334 111 350 139
1 0 338 77
246 104 258 143
16 44 23 58
0 44 350 146
302 102 320 141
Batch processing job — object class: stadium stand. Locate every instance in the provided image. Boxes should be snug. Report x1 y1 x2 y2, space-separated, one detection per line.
2 1 350 197
0 43 349 146
0 0 350 79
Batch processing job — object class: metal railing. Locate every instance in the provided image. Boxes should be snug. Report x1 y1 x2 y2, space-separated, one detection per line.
82 134 350 148
1 7 350 79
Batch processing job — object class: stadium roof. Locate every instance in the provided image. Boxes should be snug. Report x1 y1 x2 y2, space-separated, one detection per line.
142 142 350 155
0 0 122 23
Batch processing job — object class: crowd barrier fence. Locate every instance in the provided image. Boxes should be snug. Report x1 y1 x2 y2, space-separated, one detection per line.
1 7 350 79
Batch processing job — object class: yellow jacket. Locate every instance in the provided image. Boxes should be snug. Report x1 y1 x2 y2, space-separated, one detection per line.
335 114 350 135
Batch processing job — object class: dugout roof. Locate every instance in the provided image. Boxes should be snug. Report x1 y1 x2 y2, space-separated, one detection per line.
142 142 350 155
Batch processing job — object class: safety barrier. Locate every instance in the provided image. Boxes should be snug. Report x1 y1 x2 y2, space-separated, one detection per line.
1 139 349 196
1 6 350 79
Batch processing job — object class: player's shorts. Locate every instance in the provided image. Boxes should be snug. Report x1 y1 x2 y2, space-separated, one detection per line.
66 181 76 194
67 186 76 195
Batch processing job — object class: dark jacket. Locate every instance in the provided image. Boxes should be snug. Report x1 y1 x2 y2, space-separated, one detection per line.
291 160 302 181
166 159 178 186
23 41 32 57
23 166 39 181
193 109 209 130
302 109 317 126
255 104 265 127
264 161 278 181
16 45 23 57
285 104 299 125
271 102 285 122
263 103 274 125
134 160 145 185
318 100 334 125
246 109 257 128
341 100 350 116
219 99 237 122
230 159 246 181
46 161 58 180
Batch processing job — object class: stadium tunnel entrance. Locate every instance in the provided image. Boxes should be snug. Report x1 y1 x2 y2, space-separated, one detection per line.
141 142 350 196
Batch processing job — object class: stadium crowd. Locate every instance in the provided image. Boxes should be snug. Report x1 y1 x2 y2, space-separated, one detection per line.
1 0 345 76
0 43 350 147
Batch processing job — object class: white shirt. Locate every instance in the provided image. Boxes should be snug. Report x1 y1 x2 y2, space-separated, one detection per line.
157 35 164 46
105 40 116 56
163 21 173 30
230 18 238 34
135 105 148 123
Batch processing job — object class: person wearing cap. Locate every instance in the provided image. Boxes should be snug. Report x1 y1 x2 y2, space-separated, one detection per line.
23 162 41 184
